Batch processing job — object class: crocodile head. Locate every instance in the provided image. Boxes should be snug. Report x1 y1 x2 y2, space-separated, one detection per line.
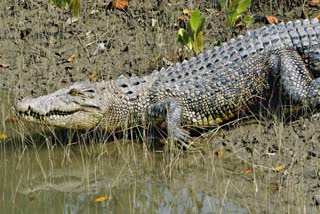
14 80 111 130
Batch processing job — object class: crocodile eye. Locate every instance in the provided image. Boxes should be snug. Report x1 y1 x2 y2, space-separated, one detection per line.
69 89 78 96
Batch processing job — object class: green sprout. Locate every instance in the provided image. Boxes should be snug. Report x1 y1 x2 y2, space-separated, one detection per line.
50 0 81 17
177 9 205 56
225 0 253 29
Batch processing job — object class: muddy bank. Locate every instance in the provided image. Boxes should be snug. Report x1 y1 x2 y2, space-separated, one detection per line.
0 0 320 212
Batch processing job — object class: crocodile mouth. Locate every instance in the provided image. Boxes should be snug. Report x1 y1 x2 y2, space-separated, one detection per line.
16 107 79 122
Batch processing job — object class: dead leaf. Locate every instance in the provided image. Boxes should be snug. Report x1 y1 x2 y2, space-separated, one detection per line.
309 0 320 7
215 149 224 158
274 165 285 171
28 195 35 202
0 63 10 68
0 133 8 139
183 9 193 15
67 54 76 62
317 14 320 19
215 12 222 17
112 0 128 10
164 53 177 62
150 54 161 62
5 117 17 122
270 183 280 191
245 168 251 174
95 196 108 202
0 52 3 58
266 16 278 24
89 70 98 81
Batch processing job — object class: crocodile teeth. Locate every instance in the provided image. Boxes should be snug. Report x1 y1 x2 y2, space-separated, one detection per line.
17 107 79 122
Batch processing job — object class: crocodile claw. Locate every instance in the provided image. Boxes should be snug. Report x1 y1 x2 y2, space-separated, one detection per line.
170 128 193 150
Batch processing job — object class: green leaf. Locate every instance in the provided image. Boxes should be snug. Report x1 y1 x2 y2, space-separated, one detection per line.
71 0 81 17
50 0 79 17
189 9 201 33
226 14 233 27
50 0 71 9
177 28 191 47
51 0 65 8
234 13 242 22
197 17 205 35
220 0 228 12
226 10 237 27
177 8 205 56
229 0 240 11
177 28 186 44
194 31 203 55
213 40 222 47
186 21 194 42
236 0 251 15
243 15 253 23
188 9 205 38
64 0 71 9
236 15 253 27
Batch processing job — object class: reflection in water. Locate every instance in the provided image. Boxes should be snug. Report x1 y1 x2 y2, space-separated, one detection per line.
61 180 247 214
9 140 247 213
130 180 247 214
65 193 94 214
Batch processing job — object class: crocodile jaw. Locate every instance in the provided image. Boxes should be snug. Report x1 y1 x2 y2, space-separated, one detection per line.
14 97 104 129
13 81 106 129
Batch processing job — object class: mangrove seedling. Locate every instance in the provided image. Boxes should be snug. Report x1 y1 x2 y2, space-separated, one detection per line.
50 0 81 17
225 0 253 29
177 9 205 56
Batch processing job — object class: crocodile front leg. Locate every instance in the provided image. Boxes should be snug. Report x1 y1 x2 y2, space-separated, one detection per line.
148 98 191 149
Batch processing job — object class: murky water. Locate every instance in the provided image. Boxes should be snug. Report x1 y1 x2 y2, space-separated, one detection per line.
0 140 248 213
1 92 319 213
0 91 249 213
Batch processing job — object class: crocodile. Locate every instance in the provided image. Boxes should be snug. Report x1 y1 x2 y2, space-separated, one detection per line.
14 18 320 149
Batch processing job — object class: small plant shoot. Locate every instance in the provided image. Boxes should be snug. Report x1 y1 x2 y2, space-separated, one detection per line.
50 0 81 17
225 0 253 28
177 9 205 56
